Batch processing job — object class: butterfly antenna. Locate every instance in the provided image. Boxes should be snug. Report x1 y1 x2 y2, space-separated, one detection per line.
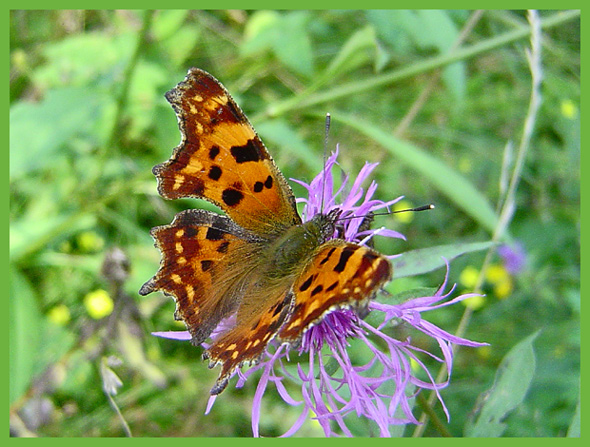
320 113 331 214
337 204 435 222
391 204 435 214
373 203 435 217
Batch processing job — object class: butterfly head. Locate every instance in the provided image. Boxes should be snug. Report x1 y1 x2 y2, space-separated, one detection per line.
307 208 342 243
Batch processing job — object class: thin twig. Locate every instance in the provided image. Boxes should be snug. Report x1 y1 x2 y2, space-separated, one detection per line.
414 392 452 437
494 10 543 241
101 357 132 437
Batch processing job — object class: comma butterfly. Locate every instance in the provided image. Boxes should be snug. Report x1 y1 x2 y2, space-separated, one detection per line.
140 68 392 395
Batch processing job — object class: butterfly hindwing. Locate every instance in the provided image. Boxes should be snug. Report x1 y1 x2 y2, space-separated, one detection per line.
139 208 261 345
204 287 294 395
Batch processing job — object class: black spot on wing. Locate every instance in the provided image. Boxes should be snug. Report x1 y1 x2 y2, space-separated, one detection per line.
320 247 337 265
230 140 264 163
208 165 222 181
264 175 273 189
222 188 244 207
310 285 323 297
299 275 314 292
209 146 220 160
272 299 285 316
326 281 338 292
250 318 261 331
333 246 359 273
206 227 224 241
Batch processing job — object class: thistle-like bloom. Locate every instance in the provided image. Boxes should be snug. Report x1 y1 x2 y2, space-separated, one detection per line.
155 149 486 437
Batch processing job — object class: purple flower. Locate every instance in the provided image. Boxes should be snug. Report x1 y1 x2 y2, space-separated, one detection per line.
497 242 527 275
154 148 486 437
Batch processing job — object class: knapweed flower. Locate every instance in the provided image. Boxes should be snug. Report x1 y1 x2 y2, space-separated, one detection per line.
155 148 486 437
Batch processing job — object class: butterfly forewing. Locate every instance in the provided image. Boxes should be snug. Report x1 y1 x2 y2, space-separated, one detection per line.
154 68 301 235
278 239 392 343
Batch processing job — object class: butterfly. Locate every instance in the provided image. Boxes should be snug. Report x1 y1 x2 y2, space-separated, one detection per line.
139 68 392 395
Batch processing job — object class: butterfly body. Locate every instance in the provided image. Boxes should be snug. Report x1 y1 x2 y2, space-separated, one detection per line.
262 212 336 279
140 68 392 394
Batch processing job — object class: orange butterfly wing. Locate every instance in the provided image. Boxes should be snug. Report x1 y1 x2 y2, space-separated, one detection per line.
142 69 304 393
279 240 392 342
202 240 393 394
153 68 301 235
203 287 294 395
139 209 261 345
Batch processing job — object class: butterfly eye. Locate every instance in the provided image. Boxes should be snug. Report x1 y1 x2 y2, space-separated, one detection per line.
327 208 342 221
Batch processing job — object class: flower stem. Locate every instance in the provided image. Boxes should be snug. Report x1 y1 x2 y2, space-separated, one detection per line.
414 392 452 437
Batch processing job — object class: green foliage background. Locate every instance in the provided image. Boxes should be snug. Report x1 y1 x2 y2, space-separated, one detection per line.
9 10 579 437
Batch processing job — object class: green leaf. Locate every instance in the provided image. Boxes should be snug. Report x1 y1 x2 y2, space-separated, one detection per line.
366 10 413 55
323 26 379 80
153 11 200 67
162 25 201 67
271 12 314 77
334 114 500 234
416 10 458 52
242 10 281 55
441 60 467 103
242 11 314 77
393 241 496 278
10 87 110 178
567 396 581 437
9 266 42 404
465 332 539 437
152 10 190 41
34 252 102 274
419 9 467 101
127 61 169 139
408 10 466 101
34 32 135 89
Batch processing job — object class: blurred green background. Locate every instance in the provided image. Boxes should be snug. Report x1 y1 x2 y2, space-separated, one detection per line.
9 10 579 437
